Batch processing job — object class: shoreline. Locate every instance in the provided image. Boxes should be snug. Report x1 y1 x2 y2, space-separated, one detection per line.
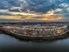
0 26 69 41
0 22 69 41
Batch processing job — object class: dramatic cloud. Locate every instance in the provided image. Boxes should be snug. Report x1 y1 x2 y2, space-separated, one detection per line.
0 0 69 21
59 3 69 8
0 9 8 12
0 0 69 13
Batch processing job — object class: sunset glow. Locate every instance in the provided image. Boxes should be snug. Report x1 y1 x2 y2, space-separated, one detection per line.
0 15 64 21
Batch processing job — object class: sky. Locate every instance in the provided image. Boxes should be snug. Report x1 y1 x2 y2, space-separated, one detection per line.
0 0 69 22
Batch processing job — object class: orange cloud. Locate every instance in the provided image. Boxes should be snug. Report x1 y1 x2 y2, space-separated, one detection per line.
19 15 64 21
40 17 64 21
0 15 64 21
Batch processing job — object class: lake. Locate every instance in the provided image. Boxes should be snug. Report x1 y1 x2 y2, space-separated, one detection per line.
0 34 69 51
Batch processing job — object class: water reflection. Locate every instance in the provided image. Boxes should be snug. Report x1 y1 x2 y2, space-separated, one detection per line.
0 34 69 51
